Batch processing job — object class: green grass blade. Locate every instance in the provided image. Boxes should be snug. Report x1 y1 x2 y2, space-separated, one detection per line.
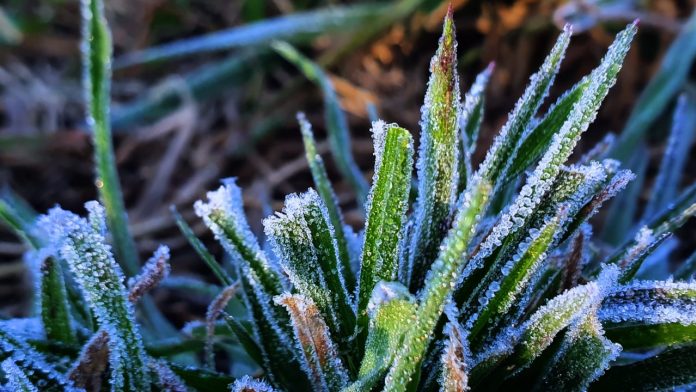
536 313 620 392
458 63 493 193
504 77 590 185
476 25 571 189
509 267 618 376
40 202 149 391
467 207 565 349
171 206 232 286
598 280 696 350
1 358 38 392
82 0 139 276
356 122 413 341
643 93 696 219
345 282 415 392
461 22 636 304
297 113 355 292
264 190 356 358
38 254 76 344
408 9 462 291
114 4 386 69
222 313 265 368
384 179 491 392
195 179 284 296
0 192 76 345
235 264 309 389
0 329 78 390
273 41 369 203
615 228 671 283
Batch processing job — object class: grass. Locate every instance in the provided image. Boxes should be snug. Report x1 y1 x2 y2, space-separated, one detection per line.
1 1 696 391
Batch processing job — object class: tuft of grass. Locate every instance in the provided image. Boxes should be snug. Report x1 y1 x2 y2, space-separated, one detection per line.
1 2 696 392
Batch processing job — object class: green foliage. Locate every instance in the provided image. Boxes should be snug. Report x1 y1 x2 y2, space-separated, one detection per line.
3 5 696 392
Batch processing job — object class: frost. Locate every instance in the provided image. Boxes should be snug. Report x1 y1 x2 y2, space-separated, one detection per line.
195 179 284 296
0 328 78 391
512 265 619 368
537 310 621 391
274 294 349 392
149 358 187 392
1 358 38 392
263 189 354 347
205 283 240 368
297 112 355 292
357 122 413 336
127 245 170 302
464 22 635 282
440 321 471 392
598 280 696 326
407 8 461 291
477 25 571 186
38 203 150 390
229 375 276 392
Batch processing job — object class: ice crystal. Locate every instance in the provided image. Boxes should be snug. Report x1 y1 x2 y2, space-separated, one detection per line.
274 294 349 392
38 204 150 390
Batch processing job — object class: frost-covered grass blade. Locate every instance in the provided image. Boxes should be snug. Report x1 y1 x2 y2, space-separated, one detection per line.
407 8 461 291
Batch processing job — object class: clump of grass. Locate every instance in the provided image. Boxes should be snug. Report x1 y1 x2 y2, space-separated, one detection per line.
1 1 696 391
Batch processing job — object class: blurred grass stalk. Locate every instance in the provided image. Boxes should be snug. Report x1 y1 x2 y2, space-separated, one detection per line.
111 0 431 132
604 8 696 245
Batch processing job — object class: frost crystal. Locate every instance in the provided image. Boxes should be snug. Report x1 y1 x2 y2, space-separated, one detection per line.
38 203 150 390
2 358 38 392
407 8 461 291
195 179 284 296
275 294 349 392
441 322 471 392
229 375 276 392
599 280 696 326
127 245 170 302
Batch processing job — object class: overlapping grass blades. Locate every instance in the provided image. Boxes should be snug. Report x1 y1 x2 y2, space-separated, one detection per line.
3 4 696 392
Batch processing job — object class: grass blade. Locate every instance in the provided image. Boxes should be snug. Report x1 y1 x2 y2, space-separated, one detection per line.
114 4 385 69
195 180 284 296
297 113 355 292
644 93 696 219
612 9 696 163
1 358 38 392
273 41 369 203
275 294 349 391
171 206 233 286
536 312 620 392
82 0 139 276
476 25 571 189
264 190 356 359
345 282 415 392
39 202 150 390
598 280 696 350
408 8 462 291
458 63 493 193
504 77 590 185
356 122 413 341
590 344 696 391
384 179 492 391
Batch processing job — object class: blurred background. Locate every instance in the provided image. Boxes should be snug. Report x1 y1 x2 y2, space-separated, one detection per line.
1 0 695 326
